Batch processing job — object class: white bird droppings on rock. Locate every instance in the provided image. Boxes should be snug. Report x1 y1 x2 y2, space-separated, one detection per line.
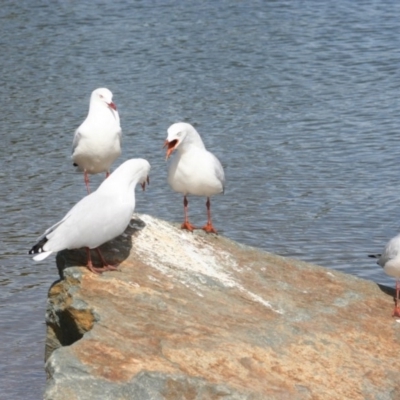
131 215 282 313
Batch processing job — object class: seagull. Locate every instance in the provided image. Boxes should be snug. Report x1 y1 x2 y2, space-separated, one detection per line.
164 122 225 234
369 233 400 317
29 159 150 274
72 88 122 193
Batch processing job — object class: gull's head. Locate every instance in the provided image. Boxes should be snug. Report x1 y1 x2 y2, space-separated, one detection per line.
125 158 151 190
91 88 117 111
164 122 197 160
98 159 150 194
134 159 151 191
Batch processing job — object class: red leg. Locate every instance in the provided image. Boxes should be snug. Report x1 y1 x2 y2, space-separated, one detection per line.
105 171 110 178
181 195 196 231
85 248 104 274
95 248 119 271
202 197 218 234
84 171 91 194
393 279 400 317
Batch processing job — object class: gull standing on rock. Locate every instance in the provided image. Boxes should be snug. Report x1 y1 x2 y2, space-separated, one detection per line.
29 159 150 274
72 88 122 193
164 122 225 234
369 233 400 317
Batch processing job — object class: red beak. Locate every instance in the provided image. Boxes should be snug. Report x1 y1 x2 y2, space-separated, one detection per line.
141 175 150 191
108 102 117 111
164 139 178 160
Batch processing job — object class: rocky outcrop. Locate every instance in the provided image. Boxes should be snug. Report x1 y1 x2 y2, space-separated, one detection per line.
44 214 400 400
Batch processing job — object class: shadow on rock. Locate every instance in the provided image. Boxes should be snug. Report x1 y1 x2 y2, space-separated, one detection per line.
55 216 146 280
377 283 396 299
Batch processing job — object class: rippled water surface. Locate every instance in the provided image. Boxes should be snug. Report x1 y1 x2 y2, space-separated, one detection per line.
2 1 400 397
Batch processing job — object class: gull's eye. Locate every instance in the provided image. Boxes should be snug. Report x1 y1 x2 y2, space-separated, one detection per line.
177 131 182 137
99 94 104 99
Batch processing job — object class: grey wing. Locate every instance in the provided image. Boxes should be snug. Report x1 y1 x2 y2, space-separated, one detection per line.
72 128 82 155
117 127 122 142
212 154 225 193
39 194 100 249
34 213 71 243
37 194 93 242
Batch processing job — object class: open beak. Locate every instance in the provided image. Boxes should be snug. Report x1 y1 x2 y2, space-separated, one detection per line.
163 139 178 160
108 101 117 111
141 175 150 191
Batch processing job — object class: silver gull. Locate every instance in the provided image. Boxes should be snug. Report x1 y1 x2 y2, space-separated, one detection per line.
369 233 400 317
164 122 225 234
72 88 122 193
29 158 150 274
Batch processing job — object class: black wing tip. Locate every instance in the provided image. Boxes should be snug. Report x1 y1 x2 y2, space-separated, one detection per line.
73 163 78 167
29 237 48 255
368 254 380 259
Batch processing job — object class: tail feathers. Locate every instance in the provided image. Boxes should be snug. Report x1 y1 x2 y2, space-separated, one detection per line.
29 237 50 259
368 254 381 259
33 251 53 261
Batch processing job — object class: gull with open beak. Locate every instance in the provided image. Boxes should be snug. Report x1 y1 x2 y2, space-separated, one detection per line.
164 122 225 233
72 88 122 193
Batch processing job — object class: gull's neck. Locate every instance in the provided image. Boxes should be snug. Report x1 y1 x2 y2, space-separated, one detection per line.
178 130 206 153
87 101 119 123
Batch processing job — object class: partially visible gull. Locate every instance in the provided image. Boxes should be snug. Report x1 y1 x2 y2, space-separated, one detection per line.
369 233 400 317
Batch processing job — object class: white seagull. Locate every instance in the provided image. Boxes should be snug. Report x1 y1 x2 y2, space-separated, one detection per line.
29 159 150 274
369 233 400 317
72 88 122 193
164 122 225 234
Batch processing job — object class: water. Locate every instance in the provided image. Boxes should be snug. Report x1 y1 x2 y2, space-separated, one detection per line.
2 0 400 397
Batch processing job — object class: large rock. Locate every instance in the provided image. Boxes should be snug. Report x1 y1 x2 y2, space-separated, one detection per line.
44 214 400 400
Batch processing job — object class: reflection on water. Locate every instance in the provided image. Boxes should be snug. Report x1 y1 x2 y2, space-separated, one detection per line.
2 0 400 397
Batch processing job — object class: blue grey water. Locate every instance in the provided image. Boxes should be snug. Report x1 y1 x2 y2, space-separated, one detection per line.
1 0 400 397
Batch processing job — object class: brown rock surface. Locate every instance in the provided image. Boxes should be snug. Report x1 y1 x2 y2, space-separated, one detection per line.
44 214 400 400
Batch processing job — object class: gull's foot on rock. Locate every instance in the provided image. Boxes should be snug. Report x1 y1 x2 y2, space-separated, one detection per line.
181 221 196 231
392 306 400 317
201 222 218 234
